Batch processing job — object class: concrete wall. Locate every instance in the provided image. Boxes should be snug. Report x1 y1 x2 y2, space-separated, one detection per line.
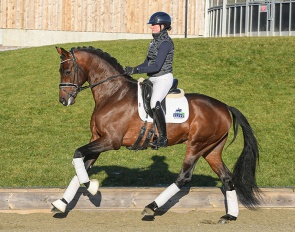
0 29 2 45
1 29 198 47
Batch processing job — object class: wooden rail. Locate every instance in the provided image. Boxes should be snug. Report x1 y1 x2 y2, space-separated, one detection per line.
0 187 294 213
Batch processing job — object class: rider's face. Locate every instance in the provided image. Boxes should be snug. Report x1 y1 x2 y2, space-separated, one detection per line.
150 24 163 33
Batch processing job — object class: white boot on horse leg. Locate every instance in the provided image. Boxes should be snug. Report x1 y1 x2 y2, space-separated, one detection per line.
142 183 180 216
73 157 99 195
219 190 239 224
51 199 67 213
87 179 99 195
51 158 100 213
51 175 80 213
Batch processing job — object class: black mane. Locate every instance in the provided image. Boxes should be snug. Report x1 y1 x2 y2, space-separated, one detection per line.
71 46 125 74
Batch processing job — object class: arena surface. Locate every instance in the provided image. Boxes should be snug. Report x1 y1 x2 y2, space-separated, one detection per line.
0 187 294 231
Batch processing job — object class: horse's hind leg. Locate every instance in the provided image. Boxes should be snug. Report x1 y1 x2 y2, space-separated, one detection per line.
51 155 99 213
204 139 239 223
142 145 200 216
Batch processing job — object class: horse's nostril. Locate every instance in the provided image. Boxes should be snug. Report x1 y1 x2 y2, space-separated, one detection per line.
59 98 67 106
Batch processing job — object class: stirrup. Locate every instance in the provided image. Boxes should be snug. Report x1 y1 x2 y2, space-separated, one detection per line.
150 136 168 149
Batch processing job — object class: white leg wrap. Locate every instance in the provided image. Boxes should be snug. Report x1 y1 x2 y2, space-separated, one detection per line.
154 183 180 208
226 190 239 217
63 175 80 203
72 158 89 184
51 199 67 213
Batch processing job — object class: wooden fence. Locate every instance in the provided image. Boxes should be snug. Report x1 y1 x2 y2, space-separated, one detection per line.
0 0 205 36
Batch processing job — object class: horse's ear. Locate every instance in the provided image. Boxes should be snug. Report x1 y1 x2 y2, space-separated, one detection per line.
56 47 70 58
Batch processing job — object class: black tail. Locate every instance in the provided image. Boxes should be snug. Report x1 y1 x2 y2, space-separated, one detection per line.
228 106 261 208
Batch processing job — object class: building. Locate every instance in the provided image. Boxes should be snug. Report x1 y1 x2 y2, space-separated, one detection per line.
207 0 295 37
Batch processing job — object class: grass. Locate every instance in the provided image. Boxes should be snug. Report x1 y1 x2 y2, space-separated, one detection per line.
0 37 294 188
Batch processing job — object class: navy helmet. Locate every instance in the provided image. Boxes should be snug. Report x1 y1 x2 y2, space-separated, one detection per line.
147 12 172 30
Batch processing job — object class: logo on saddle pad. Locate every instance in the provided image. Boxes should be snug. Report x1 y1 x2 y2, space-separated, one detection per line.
137 80 189 123
173 108 185 119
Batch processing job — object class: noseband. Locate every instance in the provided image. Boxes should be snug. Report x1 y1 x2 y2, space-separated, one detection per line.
59 50 82 98
59 50 125 97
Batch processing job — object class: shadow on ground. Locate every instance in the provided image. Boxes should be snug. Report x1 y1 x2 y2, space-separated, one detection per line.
88 155 219 187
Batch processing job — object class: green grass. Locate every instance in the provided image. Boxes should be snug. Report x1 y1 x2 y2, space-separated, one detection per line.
0 37 294 188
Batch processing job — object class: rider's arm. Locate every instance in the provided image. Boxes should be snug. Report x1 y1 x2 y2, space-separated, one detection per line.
135 57 148 69
135 41 172 74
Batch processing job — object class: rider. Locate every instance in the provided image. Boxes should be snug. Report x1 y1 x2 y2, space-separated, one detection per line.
125 12 174 148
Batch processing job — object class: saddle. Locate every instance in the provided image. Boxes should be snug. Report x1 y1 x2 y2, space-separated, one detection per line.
141 78 181 118
127 78 188 151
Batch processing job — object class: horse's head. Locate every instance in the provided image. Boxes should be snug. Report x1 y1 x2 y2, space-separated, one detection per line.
56 47 87 106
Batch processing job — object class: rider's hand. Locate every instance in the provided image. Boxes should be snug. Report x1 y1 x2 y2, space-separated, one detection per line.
124 66 138 75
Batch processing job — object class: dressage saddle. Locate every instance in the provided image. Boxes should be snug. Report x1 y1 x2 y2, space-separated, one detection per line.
141 78 180 118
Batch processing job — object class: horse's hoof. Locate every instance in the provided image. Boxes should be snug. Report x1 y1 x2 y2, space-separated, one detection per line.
51 199 66 213
141 206 155 216
141 201 158 216
51 206 63 213
87 179 99 195
218 214 237 224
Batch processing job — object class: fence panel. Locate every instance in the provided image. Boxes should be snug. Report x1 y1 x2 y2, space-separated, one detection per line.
0 0 205 36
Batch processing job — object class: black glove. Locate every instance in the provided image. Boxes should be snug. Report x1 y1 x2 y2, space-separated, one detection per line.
124 66 138 75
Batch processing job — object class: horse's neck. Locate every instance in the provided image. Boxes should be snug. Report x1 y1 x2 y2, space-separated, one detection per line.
90 68 129 105
85 55 136 106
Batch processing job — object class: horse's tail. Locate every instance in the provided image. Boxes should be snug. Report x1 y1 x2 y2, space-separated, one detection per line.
227 106 261 208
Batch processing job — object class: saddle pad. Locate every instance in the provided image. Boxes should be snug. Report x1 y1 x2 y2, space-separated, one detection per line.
137 81 189 123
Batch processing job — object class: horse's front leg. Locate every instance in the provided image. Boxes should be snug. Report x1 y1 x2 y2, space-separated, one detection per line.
51 140 111 213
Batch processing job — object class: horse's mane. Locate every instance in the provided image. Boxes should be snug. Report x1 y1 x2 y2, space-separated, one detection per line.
71 46 125 74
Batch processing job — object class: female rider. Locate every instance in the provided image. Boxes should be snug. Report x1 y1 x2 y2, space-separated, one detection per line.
125 11 174 148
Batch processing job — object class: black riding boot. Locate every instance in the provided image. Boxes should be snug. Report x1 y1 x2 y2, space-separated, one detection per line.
150 101 168 148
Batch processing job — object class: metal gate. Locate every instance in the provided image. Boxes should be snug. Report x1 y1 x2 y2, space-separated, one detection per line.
207 0 295 37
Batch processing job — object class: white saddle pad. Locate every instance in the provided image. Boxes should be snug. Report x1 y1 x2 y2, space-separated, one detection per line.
137 81 189 123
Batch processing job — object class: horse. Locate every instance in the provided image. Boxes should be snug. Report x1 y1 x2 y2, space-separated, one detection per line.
51 46 261 223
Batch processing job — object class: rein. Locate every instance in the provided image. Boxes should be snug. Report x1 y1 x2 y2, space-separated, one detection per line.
78 74 124 92
59 50 127 94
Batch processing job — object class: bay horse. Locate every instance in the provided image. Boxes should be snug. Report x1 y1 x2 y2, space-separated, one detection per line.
52 46 261 223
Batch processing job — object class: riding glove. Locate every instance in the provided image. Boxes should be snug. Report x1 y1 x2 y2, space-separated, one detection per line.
125 66 138 75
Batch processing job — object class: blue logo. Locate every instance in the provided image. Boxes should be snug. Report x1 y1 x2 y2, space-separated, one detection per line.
173 108 185 119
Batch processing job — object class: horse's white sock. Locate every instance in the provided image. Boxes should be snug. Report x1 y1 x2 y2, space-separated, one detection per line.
154 183 180 208
63 175 80 203
73 158 89 184
226 190 239 217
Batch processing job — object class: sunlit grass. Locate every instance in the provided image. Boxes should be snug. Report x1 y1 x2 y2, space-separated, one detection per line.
0 37 294 187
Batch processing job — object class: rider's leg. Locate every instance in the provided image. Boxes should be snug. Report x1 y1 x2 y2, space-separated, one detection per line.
149 73 173 148
150 101 168 147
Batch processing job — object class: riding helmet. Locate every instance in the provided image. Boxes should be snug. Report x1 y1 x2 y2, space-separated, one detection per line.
147 12 172 30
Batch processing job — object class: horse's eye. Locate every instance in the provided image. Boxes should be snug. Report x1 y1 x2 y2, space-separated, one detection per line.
65 70 71 76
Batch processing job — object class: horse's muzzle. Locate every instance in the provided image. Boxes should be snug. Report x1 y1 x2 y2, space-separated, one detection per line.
59 96 75 106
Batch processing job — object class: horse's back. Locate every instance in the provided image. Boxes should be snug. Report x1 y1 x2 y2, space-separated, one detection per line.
184 93 232 134
185 93 230 115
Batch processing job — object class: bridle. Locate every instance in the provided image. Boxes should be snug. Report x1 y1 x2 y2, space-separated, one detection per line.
59 50 125 97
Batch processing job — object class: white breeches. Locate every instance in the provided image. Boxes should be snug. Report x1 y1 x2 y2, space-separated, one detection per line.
149 73 173 108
